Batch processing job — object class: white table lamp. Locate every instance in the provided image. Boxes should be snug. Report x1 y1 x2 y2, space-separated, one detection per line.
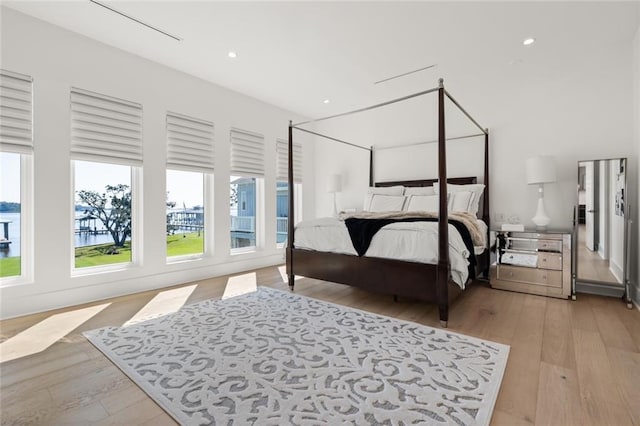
327 174 342 217
526 156 556 228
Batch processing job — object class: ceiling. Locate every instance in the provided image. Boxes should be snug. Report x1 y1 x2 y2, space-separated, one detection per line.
3 1 639 119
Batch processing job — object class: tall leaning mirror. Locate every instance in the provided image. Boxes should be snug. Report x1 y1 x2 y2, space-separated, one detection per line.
575 158 632 308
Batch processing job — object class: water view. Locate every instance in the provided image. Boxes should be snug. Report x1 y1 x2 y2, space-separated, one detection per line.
0 212 20 259
0 212 135 260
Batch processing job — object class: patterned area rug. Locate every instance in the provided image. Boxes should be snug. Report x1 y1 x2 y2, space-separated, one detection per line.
84 287 509 425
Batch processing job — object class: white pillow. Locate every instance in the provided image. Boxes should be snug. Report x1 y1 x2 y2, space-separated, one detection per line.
405 194 445 212
369 194 406 212
367 185 404 196
404 186 435 196
434 183 485 215
363 185 405 210
449 191 474 212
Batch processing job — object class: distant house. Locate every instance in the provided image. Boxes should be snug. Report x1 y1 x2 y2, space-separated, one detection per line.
276 182 289 244
230 178 289 247
231 177 257 248
166 208 204 235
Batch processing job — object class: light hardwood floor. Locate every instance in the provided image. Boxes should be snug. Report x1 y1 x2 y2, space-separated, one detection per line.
1 266 638 425
576 224 621 284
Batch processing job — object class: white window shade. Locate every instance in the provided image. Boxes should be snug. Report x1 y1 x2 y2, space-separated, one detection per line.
0 70 33 154
166 112 214 173
230 128 264 177
70 88 143 166
276 139 302 183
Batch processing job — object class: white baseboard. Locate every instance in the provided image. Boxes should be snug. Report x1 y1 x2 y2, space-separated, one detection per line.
610 260 624 283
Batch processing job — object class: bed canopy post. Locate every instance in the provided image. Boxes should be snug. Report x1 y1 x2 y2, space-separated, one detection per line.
436 78 449 327
483 130 490 229
369 146 374 186
287 121 295 290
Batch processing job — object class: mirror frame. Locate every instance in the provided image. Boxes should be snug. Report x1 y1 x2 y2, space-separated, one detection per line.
573 157 631 307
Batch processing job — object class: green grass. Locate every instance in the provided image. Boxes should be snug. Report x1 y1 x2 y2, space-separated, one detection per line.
75 241 132 268
167 232 204 257
74 232 204 268
0 256 20 277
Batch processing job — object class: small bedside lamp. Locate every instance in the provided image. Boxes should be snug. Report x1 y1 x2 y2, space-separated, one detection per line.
327 174 342 217
526 156 556 228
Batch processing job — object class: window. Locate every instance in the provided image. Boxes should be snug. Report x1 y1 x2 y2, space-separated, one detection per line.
70 88 142 271
230 129 264 251
0 70 33 283
0 153 22 278
166 170 204 257
166 112 214 260
275 139 302 245
230 176 256 248
74 161 133 268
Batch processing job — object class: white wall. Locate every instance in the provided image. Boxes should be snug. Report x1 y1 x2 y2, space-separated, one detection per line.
0 8 315 319
312 23 638 303
609 160 624 281
312 15 640 305
314 41 635 231
598 161 607 259
633 22 640 305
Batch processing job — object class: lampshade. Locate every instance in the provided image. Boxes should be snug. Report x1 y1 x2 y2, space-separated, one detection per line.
327 174 342 193
526 156 557 185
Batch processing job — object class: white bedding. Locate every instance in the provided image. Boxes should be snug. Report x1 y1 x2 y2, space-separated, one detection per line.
294 217 487 288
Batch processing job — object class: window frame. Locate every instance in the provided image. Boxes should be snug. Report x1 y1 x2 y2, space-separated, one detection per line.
0 152 33 287
165 170 213 264
276 181 302 249
230 175 263 254
70 160 141 276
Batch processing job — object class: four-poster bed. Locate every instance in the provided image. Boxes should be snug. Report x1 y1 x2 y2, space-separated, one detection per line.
286 79 489 327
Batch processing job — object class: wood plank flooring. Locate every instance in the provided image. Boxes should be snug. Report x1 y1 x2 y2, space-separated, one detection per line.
576 224 621 284
1 266 638 425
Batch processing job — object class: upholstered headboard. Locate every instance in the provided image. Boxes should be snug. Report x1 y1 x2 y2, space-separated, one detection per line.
375 177 477 188
375 177 485 219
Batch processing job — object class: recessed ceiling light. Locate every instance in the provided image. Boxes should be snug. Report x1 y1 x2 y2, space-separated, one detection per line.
323 99 330 104
523 38 536 46
228 51 237 59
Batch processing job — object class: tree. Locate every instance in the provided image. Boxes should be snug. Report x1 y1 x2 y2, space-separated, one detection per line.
230 184 238 207
77 184 131 247
166 192 177 235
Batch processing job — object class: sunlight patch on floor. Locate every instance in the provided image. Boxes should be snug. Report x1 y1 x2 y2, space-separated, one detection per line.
223 272 257 299
278 265 303 284
124 285 197 326
0 303 110 363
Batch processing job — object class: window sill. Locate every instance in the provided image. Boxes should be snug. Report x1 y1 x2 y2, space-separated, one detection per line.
167 254 205 265
0 275 33 288
71 262 138 277
230 247 257 256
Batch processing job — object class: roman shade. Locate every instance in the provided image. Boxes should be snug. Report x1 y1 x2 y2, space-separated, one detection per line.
276 139 302 183
70 88 143 166
0 69 33 154
166 112 214 173
230 128 264 177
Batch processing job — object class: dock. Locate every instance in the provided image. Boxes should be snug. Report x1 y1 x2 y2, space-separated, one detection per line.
0 220 12 248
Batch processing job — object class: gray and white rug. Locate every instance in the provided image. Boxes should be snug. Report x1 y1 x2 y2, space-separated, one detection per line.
84 287 509 425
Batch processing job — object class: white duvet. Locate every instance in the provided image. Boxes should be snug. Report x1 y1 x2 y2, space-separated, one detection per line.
294 217 487 288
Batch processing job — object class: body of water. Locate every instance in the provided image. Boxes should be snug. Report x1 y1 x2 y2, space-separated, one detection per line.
0 212 136 258
0 212 20 259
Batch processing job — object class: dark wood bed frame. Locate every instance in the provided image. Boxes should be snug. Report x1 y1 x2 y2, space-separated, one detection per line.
286 79 489 327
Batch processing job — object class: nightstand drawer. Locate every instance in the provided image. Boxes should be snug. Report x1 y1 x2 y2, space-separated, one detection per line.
497 265 562 287
537 252 562 270
506 237 562 253
537 239 562 252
